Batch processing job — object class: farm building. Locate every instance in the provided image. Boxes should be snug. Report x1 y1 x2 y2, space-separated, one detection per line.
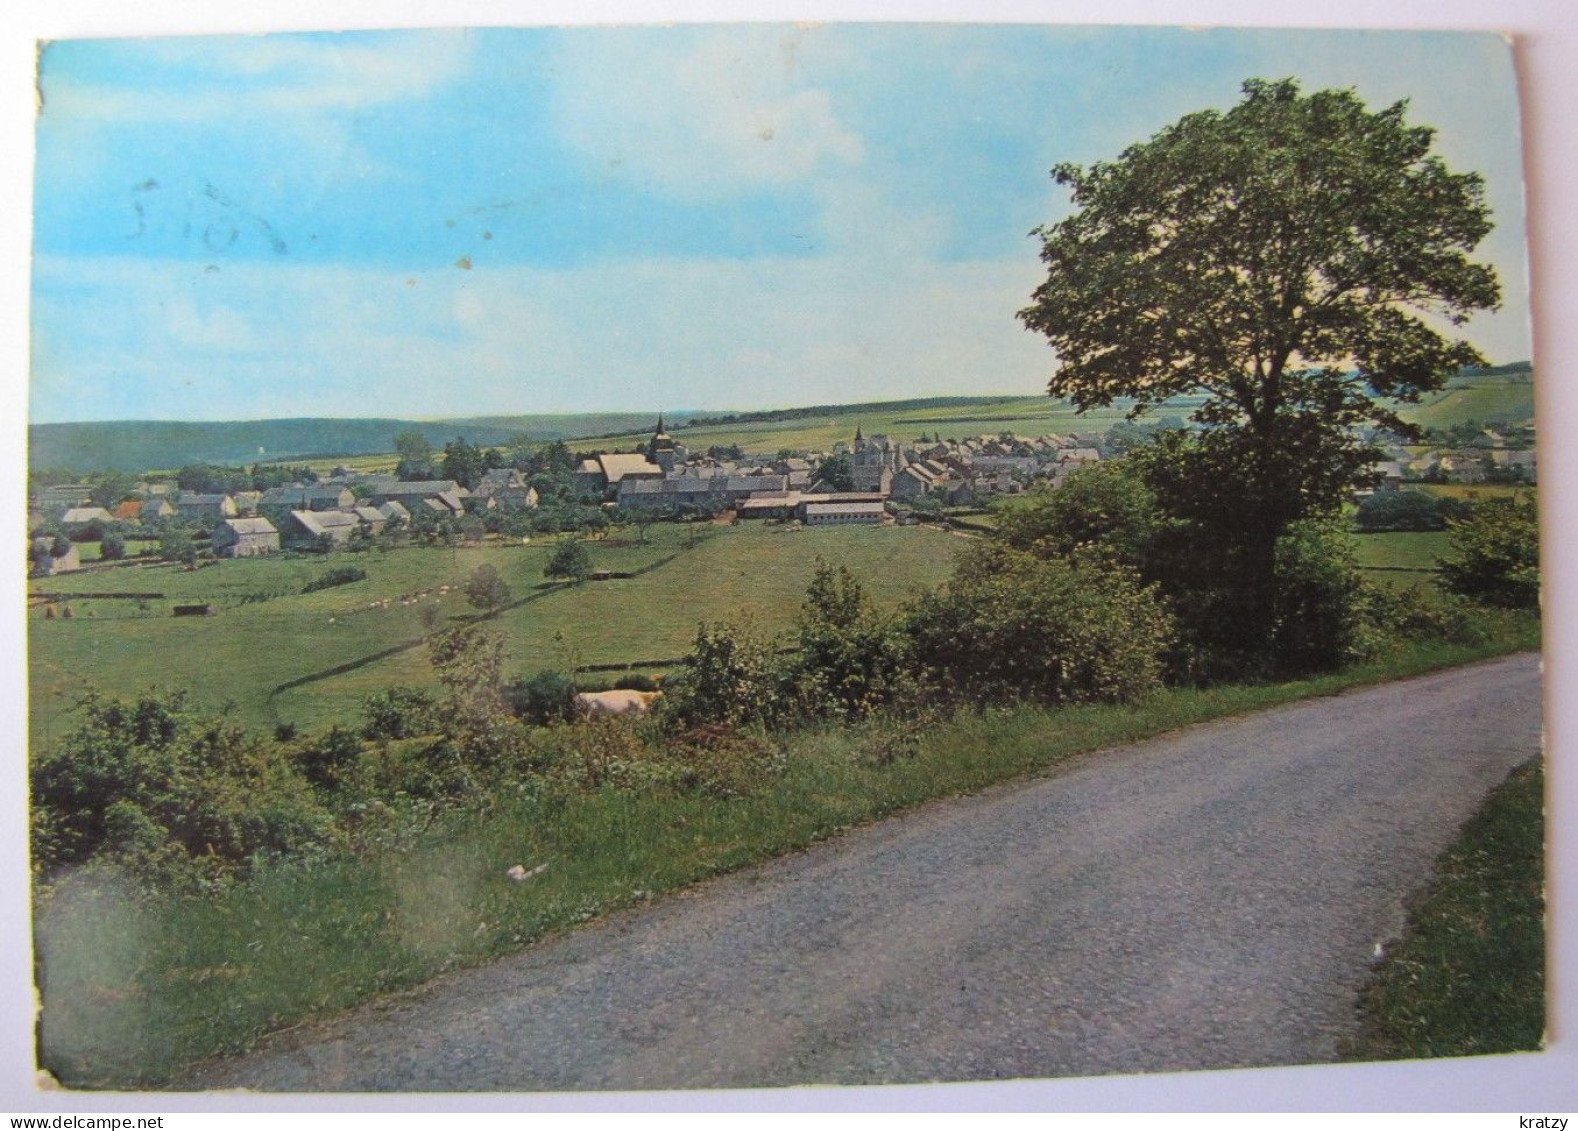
284 509 361 546
260 485 355 511
176 493 239 520
141 498 176 521
59 506 117 527
213 517 280 558
801 501 886 525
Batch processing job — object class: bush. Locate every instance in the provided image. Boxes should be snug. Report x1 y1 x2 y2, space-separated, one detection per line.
663 620 785 730
1438 498 1540 609
545 539 592 581
660 724 783 798
1267 519 1378 676
994 460 1159 568
302 566 368 593
788 559 908 721
99 531 127 561
30 692 333 891
361 685 445 740
905 542 1174 708
295 726 364 792
464 563 511 611
1355 489 1468 533
612 672 660 692
504 670 580 727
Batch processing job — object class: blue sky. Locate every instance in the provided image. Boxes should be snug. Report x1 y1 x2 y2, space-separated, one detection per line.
29 24 1532 422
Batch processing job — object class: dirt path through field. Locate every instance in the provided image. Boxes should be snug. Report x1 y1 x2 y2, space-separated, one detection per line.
189 653 1543 1092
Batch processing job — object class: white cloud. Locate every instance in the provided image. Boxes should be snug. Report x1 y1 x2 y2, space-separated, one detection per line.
41 31 472 124
548 26 865 200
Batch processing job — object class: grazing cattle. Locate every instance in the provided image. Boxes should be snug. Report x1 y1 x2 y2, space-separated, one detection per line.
574 689 663 717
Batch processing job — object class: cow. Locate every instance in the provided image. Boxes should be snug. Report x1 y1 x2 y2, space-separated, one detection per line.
574 689 663 717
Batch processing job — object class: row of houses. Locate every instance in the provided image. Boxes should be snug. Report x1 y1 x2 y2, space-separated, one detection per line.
1369 446 1538 488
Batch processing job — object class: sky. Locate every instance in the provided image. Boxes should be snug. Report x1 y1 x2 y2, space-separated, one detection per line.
29 23 1533 423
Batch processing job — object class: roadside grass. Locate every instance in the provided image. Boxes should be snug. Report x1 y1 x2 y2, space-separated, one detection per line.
32 613 1540 1090
1341 758 1545 1061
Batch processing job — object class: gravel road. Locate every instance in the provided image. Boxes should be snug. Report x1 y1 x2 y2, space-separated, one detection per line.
189 653 1543 1092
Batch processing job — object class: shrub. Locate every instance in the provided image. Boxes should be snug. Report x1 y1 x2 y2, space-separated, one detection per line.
660 724 783 798
464 563 511 611
1267 519 1378 676
30 692 333 891
613 672 660 692
545 539 592 581
295 725 364 792
99 531 127 561
504 670 580 727
788 559 908 721
1355 489 1468 533
663 620 785 730
361 685 445 740
302 566 368 593
1438 498 1540 609
905 542 1173 708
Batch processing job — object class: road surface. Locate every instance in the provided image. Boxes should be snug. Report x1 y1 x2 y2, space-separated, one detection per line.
189 653 1543 1091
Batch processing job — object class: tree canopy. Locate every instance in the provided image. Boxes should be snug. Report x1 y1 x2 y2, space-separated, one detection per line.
1020 78 1499 442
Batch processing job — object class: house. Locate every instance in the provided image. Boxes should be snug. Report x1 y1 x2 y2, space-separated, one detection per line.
176 493 239 520
59 506 117 528
213 517 280 558
260 485 356 511
372 481 470 516
141 498 176 521
472 469 540 511
284 509 361 546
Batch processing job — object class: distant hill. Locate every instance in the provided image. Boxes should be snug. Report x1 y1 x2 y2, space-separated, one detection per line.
29 365 1533 474
28 412 705 475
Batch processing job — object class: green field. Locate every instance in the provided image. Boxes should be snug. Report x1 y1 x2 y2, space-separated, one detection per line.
29 524 960 747
1350 530 1449 594
576 396 1191 456
1396 368 1535 432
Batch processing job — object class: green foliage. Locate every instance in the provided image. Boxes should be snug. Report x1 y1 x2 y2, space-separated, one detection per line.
463 563 511 611
98 531 127 561
1020 78 1499 665
994 460 1159 568
1022 77 1497 424
30 692 333 891
158 528 197 566
301 565 368 593
504 670 580 727
816 453 856 492
906 542 1174 707
394 431 435 480
660 724 784 798
360 686 444 741
1268 520 1379 676
1438 498 1540 609
545 539 593 581
664 620 784 730
789 559 908 720
1355 489 1469 533
294 725 364 792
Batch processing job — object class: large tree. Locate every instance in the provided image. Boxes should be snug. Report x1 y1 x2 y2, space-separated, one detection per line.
1019 78 1500 663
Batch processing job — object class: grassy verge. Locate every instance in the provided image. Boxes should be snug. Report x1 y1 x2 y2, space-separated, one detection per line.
35 615 1541 1089
1341 758 1545 1061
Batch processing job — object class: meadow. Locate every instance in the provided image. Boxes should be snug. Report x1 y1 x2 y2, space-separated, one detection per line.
28 523 961 747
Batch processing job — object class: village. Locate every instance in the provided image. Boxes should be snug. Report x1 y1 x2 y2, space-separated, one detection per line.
25 413 1536 577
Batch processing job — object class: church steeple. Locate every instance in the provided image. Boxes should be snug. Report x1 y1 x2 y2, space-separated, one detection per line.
655 414 666 435
854 423 864 445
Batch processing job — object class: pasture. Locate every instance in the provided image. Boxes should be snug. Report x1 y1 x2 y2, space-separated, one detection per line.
28 523 960 747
